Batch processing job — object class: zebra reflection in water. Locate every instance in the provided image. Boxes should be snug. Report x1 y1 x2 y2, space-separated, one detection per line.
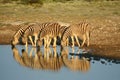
11 46 63 71
11 46 90 72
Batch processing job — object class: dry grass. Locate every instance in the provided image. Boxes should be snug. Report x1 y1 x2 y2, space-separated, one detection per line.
0 1 120 23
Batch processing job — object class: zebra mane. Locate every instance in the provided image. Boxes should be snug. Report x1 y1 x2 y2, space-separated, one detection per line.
23 24 35 37
13 26 25 39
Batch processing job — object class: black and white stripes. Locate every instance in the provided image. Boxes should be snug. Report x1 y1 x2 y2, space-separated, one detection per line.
22 22 54 47
11 21 90 48
38 22 69 48
11 24 29 46
61 21 90 48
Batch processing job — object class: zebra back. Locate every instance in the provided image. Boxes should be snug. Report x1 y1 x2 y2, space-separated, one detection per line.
23 24 37 37
22 22 51 38
39 23 61 39
37 22 55 38
39 22 53 30
77 21 90 34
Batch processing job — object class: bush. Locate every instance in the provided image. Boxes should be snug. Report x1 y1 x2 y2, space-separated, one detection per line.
53 0 73 3
20 0 43 5
0 0 11 3
84 0 118 2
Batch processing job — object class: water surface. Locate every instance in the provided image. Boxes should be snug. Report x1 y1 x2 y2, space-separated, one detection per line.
0 45 120 80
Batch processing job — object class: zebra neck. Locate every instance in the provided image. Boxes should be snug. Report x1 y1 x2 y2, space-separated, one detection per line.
14 31 22 40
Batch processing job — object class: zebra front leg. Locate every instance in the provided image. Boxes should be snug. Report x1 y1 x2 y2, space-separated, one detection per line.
34 35 38 47
75 35 81 48
81 35 86 47
71 36 74 48
86 32 90 47
44 36 49 48
44 38 47 49
53 37 57 48
25 41 28 53
75 36 81 53
28 36 35 47
71 36 75 59
47 38 52 48
87 37 90 47
46 38 52 56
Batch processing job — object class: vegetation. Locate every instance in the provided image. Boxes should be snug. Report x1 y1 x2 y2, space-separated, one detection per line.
0 0 119 4
0 0 119 23
0 0 119 9
0 0 119 28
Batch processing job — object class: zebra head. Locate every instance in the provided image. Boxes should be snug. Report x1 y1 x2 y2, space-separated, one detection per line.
11 37 19 46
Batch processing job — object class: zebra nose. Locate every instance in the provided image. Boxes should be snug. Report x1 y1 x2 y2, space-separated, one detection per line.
11 40 15 45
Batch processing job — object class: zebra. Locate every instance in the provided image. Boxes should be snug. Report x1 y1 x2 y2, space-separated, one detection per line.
61 21 90 48
38 22 69 48
22 22 54 47
11 24 29 46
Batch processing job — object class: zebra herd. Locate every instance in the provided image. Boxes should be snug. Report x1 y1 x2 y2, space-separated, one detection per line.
11 21 90 50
